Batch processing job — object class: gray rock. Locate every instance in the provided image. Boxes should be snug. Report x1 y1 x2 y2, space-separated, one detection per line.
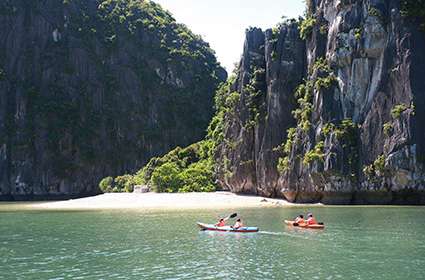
133 185 150 193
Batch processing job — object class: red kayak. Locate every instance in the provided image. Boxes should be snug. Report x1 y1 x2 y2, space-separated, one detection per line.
284 220 325 229
197 222 259 233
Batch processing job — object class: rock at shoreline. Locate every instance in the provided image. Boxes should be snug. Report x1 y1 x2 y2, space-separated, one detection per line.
133 185 150 194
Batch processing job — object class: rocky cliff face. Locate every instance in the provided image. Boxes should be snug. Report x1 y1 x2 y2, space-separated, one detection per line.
214 22 305 197
0 0 225 200
216 0 425 204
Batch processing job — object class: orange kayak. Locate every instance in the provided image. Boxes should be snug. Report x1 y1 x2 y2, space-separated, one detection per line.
284 220 325 229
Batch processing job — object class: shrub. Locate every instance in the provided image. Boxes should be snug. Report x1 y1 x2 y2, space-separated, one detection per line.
315 75 337 91
363 154 387 179
383 122 393 136
354 28 362 40
363 164 375 179
178 160 215 192
335 119 357 142
373 155 386 174
99 176 113 193
391 104 408 118
322 123 335 137
114 174 135 193
150 162 182 192
225 91 240 109
277 156 290 173
303 141 325 165
299 17 316 40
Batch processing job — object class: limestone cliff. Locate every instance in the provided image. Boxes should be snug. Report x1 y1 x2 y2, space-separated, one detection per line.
215 0 425 204
0 0 225 200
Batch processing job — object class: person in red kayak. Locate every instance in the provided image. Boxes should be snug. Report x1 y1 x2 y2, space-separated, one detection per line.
232 218 243 229
306 213 318 225
294 214 305 225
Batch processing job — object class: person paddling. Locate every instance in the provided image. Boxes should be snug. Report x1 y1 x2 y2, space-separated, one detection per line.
232 218 243 229
215 218 226 227
215 213 237 227
294 214 305 225
306 213 318 225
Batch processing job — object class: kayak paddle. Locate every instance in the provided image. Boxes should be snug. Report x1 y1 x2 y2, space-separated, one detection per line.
226 213 237 220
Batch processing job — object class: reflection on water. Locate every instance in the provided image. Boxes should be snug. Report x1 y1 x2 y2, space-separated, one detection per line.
0 206 424 279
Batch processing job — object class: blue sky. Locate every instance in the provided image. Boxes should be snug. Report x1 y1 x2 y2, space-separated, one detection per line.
153 0 306 72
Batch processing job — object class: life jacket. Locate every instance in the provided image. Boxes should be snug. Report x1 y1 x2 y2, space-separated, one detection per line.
307 217 317 225
216 221 226 227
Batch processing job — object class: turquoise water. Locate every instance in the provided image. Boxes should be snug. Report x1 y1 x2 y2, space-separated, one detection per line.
1 206 425 279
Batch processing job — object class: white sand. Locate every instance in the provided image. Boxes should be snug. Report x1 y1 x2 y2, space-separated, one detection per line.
31 192 296 210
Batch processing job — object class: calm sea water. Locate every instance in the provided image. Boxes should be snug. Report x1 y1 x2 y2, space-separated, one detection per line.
0 205 424 279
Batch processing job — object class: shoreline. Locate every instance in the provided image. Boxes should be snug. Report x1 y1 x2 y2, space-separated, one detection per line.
15 192 303 211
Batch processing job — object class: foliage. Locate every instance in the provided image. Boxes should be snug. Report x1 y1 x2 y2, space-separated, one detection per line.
319 24 328 35
311 57 337 91
303 141 325 165
391 104 408 118
122 140 217 193
114 174 136 193
150 162 182 192
374 155 386 174
299 16 316 40
244 67 266 128
315 75 337 91
177 160 215 192
277 156 290 173
292 81 314 132
334 119 357 144
322 123 335 137
363 154 387 179
99 176 113 192
276 57 336 173
383 122 393 136
354 28 362 40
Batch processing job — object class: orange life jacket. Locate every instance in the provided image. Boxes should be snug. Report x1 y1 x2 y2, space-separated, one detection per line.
216 221 226 227
307 217 317 225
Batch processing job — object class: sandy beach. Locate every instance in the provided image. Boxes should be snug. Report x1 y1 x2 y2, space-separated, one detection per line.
28 192 298 210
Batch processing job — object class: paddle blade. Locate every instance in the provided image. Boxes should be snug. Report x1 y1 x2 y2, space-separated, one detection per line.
229 213 237 219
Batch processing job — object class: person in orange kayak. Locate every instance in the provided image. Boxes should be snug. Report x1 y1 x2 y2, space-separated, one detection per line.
232 218 243 229
306 213 318 225
294 214 305 225
215 218 226 227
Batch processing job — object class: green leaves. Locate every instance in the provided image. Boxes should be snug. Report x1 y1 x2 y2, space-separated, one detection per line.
299 17 316 40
